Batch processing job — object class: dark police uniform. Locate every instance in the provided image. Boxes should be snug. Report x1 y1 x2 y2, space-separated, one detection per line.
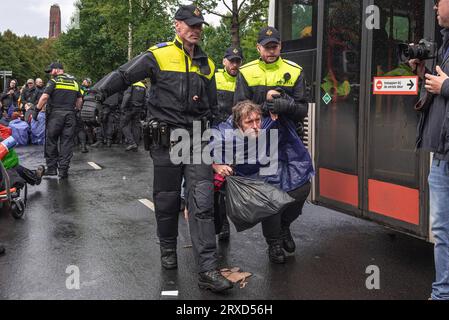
44 73 82 176
120 81 146 150
82 5 232 293
93 92 123 147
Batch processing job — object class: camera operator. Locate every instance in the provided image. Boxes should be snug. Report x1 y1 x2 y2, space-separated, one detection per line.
409 0 449 301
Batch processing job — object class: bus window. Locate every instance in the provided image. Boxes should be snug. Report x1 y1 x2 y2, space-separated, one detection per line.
318 0 362 174
368 0 425 187
277 0 317 50
386 15 410 42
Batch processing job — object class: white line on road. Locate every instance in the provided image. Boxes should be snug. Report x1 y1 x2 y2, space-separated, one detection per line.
161 290 178 297
139 199 155 211
87 162 102 170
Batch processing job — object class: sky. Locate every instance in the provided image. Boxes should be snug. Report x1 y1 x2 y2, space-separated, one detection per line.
0 0 77 38
0 0 224 39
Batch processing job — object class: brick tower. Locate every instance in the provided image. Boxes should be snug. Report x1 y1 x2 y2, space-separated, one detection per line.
49 4 61 38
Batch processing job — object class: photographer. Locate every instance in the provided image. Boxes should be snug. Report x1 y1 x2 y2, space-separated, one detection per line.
409 0 449 301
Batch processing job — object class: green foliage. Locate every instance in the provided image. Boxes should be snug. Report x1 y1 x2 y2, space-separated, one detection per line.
55 0 174 82
0 31 57 89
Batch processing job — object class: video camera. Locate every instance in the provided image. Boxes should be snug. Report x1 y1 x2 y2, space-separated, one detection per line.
398 39 438 61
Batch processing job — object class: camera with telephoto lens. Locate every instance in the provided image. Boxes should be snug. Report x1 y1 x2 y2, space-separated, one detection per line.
398 39 438 61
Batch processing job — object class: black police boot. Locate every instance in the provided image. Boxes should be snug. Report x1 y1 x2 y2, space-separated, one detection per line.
198 270 233 293
160 247 177 270
106 139 112 148
125 143 138 152
218 218 230 242
35 165 46 185
44 167 58 176
81 143 89 153
58 169 69 180
281 225 296 253
0 244 5 256
267 239 286 264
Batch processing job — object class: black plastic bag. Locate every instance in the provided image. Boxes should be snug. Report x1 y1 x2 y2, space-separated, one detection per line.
225 176 298 232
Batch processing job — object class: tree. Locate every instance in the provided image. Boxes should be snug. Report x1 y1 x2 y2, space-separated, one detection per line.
0 30 57 89
55 0 175 82
201 17 266 68
192 0 269 47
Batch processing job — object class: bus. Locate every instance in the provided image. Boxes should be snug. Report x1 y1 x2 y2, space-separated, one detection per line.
268 0 440 241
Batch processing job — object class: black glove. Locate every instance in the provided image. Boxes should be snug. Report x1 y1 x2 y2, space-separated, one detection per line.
81 94 102 126
270 96 293 115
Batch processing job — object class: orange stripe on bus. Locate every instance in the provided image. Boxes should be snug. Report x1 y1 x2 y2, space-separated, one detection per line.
319 168 358 207
368 180 419 225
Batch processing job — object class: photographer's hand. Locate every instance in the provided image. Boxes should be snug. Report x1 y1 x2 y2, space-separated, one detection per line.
425 66 449 95
409 59 426 79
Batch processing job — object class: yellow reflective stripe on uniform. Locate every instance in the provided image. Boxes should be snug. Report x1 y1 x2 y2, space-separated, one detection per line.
240 58 302 87
55 84 80 92
149 41 215 80
54 78 79 92
215 70 236 92
132 81 146 88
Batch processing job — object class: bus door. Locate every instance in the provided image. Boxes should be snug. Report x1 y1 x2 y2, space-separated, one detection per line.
316 0 435 238
363 0 436 237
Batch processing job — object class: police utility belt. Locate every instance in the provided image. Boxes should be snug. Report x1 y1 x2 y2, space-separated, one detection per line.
143 118 210 151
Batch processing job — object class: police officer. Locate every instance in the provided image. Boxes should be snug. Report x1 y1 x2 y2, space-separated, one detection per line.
92 92 123 148
37 62 83 179
82 5 232 293
214 47 243 125
76 78 93 153
120 81 147 151
234 26 310 263
214 47 243 242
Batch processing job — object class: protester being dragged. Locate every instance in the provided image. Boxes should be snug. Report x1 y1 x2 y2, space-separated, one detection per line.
210 100 314 264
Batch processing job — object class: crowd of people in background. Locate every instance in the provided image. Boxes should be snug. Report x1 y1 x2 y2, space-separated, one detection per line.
0 77 148 152
0 78 46 146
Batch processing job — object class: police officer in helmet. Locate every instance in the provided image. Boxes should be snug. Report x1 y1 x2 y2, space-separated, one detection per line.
82 4 232 293
37 62 83 179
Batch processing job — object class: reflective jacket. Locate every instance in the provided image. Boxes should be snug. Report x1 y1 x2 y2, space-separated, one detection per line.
215 69 237 125
93 35 217 128
44 74 82 111
211 116 314 192
121 82 147 111
234 57 308 122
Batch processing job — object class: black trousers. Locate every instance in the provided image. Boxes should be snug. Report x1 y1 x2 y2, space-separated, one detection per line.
261 182 311 240
150 145 217 273
75 112 87 145
96 106 115 141
45 110 76 171
121 108 141 145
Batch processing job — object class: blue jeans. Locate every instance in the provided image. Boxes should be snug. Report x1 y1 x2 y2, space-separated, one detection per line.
429 159 449 300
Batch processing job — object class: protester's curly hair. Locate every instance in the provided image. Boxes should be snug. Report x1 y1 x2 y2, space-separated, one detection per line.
232 100 261 129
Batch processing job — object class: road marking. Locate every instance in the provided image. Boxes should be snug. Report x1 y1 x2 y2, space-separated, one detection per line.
88 162 102 170
139 199 155 211
161 290 178 297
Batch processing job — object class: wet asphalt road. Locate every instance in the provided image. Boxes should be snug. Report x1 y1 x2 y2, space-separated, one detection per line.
0 145 435 300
